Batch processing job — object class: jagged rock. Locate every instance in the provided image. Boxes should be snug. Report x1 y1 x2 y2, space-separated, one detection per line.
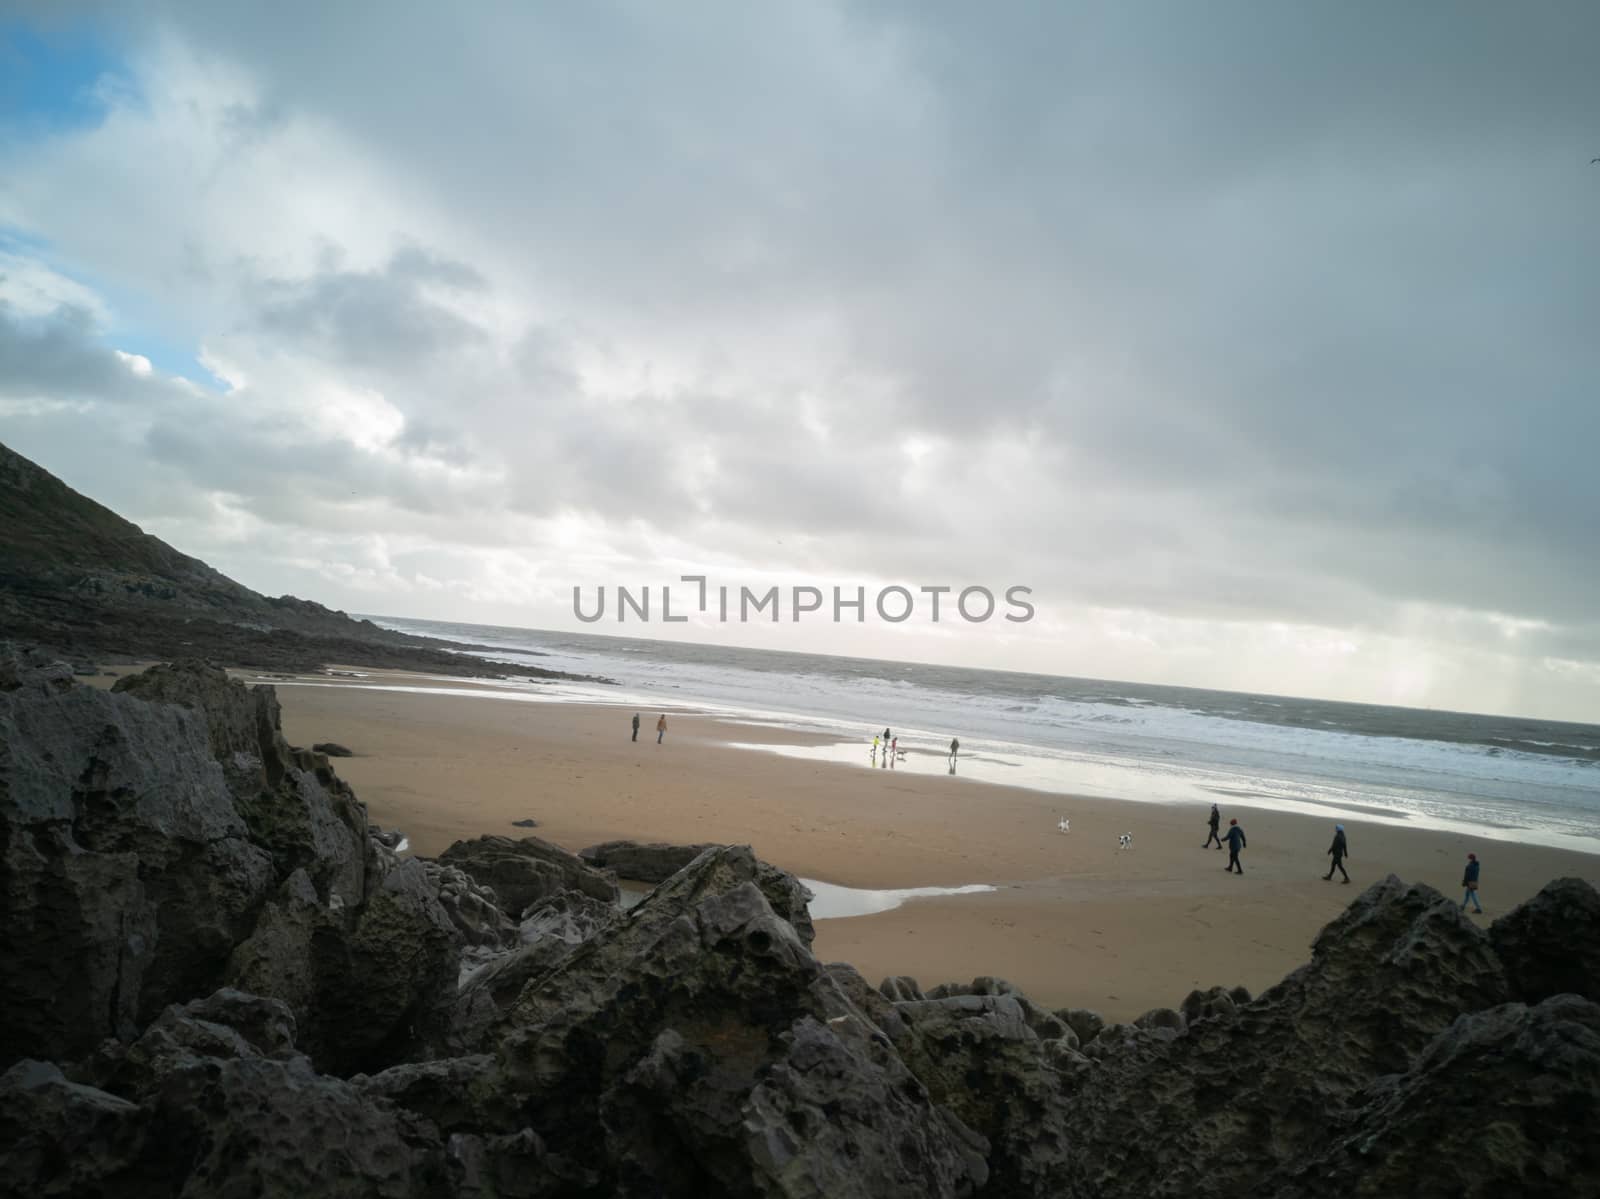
225 858 463 1075
518 890 617 946
879 975 925 1002
1 984 451 1196
488 846 988 1196
0 653 275 1067
440 834 620 913
889 992 1073 1195
578 838 723 882
1057 875 1514 1198
447 1127 599 1197
1133 1005 1185 1033
313 859 461 1074
1060 1007 1106 1045
113 660 368 908
1180 985 1239 1027
226 868 331 1027
1268 995 1600 1198
424 859 516 950
312 741 354 757
448 893 618 1055
81 988 301 1098
0 1060 148 1196
355 1055 508 1132
1490 877 1600 1005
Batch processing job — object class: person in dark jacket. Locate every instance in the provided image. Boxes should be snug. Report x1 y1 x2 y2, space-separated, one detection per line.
1460 853 1483 914
631 713 640 742
1224 819 1247 874
1203 804 1223 849
1323 824 1350 882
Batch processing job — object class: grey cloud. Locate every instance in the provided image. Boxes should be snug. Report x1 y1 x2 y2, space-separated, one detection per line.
0 302 140 399
252 249 488 373
3 1 1599 707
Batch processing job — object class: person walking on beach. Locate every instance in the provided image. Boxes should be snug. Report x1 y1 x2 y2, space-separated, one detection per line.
872 734 880 759
656 714 667 745
1203 803 1223 849
1224 819 1247 874
1323 824 1350 883
631 713 640 742
948 737 960 762
1460 853 1483 914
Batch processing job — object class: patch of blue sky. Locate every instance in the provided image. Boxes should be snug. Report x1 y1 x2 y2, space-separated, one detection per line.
0 226 222 392
0 20 137 141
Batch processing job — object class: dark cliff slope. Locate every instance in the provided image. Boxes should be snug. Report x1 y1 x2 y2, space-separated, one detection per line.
0 439 588 678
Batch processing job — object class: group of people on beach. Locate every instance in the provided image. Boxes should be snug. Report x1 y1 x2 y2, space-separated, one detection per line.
1202 802 1486 912
869 729 962 772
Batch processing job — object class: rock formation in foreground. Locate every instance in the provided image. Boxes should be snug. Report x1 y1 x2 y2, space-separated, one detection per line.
2 648 1598 1196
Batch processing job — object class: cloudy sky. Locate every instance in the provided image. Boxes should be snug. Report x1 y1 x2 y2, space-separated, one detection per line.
1 2 1597 720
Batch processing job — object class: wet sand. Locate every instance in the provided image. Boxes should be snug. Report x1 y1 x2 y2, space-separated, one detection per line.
267 669 1600 1022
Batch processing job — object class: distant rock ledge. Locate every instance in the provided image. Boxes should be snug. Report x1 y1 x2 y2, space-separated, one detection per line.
1 647 1597 1196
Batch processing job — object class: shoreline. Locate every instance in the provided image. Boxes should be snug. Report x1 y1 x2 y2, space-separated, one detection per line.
257 666 1600 1021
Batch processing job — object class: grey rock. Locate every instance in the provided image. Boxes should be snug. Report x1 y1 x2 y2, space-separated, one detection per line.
113 660 369 909
448 893 617 1055
1060 1008 1106 1045
0 653 275 1066
1179 985 1239 1027
312 741 354 757
1133 1005 1185 1033
0 1060 147 1196
1490 876 1600 1005
1268 995 1600 1198
1057 875 1514 1198
440 834 620 912
227 859 463 1075
889 989 1073 1195
447 1127 598 1197
578 838 724 882
491 846 987 1196
878 975 925 1002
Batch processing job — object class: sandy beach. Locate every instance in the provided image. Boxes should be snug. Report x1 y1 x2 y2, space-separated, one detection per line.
264 669 1600 1022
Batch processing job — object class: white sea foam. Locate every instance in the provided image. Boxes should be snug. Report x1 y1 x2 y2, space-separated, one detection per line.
350 616 1600 854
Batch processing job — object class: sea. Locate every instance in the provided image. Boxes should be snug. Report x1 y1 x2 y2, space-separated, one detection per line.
358 616 1600 854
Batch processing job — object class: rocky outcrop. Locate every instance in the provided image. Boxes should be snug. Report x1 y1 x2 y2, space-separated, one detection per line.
578 838 724 882
4 658 1600 1197
492 845 989 1196
1268 994 1600 1197
0 652 275 1066
113 659 369 908
1056 875 1515 1198
440 834 620 913
889 990 1074 1194
1490 876 1600 1005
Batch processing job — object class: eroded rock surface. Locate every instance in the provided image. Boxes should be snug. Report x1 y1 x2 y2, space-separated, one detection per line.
4 658 1599 1197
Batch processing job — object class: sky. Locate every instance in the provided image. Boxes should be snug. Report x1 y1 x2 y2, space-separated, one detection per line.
0 2 1597 721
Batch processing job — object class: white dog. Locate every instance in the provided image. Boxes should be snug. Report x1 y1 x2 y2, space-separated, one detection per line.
1117 832 1133 850
1057 817 1070 834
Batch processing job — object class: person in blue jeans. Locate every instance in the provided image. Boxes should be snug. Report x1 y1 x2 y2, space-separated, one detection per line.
1460 853 1483 913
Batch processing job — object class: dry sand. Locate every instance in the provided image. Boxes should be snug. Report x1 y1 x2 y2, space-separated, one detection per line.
265 670 1599 1022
